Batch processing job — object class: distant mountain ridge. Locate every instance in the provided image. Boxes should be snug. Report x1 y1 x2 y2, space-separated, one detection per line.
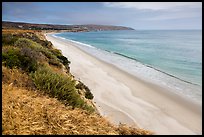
2 21 134 32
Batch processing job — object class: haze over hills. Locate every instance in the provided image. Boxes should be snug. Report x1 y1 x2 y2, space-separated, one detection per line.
2 21 134 32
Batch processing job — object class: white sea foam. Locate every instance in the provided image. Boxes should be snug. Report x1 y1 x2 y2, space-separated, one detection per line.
53 34 95 49
68 39 96 49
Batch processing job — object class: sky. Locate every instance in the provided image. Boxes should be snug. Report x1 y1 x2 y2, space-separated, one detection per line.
2 2 202 30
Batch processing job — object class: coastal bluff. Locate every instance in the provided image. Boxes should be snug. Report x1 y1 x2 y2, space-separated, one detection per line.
2 21 134 32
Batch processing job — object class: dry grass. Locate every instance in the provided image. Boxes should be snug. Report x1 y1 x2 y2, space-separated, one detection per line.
2 29 39 34
2 83 153 135
2 66 35 89
2 29 46 41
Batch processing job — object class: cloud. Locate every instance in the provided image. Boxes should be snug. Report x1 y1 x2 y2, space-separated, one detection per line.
103 2 202 21
3 2 42 18
145 10 201 21
2 2 202 29
103 2 201 10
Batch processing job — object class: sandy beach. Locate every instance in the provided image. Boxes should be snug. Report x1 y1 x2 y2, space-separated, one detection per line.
46 34 202 135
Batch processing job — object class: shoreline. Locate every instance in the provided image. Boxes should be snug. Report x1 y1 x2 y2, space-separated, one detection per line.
45 33 202 135
51 33 202 105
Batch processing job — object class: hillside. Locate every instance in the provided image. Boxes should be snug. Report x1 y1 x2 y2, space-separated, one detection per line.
2 77 149 135
2 29 152 135
2 21 134 32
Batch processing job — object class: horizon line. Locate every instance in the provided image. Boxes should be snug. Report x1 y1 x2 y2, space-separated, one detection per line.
2 20 201 31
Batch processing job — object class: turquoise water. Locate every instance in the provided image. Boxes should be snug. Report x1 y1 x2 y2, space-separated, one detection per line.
54 30 202 104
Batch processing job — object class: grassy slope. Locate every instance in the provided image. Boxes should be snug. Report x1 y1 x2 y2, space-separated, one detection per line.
2 83 117 135
2 29 153 135
2 82 151 135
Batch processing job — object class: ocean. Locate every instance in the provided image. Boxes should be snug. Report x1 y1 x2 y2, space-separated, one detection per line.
53 30 202 105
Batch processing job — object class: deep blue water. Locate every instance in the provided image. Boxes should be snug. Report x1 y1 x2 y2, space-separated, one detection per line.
54 30 202 104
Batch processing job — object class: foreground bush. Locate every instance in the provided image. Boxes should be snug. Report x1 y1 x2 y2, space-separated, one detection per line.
15 38 62 67
2 47 38 72
50 48 71 69
2 30 52 49
30 66 94 112
85 90 94 100
76 81 94 99
2 34 19 46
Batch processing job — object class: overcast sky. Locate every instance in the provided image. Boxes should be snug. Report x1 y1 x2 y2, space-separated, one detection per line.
2 2 202 30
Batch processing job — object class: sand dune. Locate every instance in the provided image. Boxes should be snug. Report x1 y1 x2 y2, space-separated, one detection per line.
46 34 202 135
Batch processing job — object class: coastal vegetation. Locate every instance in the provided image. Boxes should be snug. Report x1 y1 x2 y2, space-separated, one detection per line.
76 81 94 100
2 28 152 135
2 29 93 112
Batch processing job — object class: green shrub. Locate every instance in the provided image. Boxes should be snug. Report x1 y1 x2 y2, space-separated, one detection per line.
85 90 94 100
76 82 84 90
30 66 93 110
2 47 21 68
10 32 44 47
57 55 70 66
48 59 62 67
2 34 19 46
15 38 62 67
51 48 71 66
50 48 62 57
40 48 57 60
76 81 94 100
20 55 38 72
41 40 53 49
2 47 38 72
20 46 46 62
83 104 95 113
14 38 37 48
